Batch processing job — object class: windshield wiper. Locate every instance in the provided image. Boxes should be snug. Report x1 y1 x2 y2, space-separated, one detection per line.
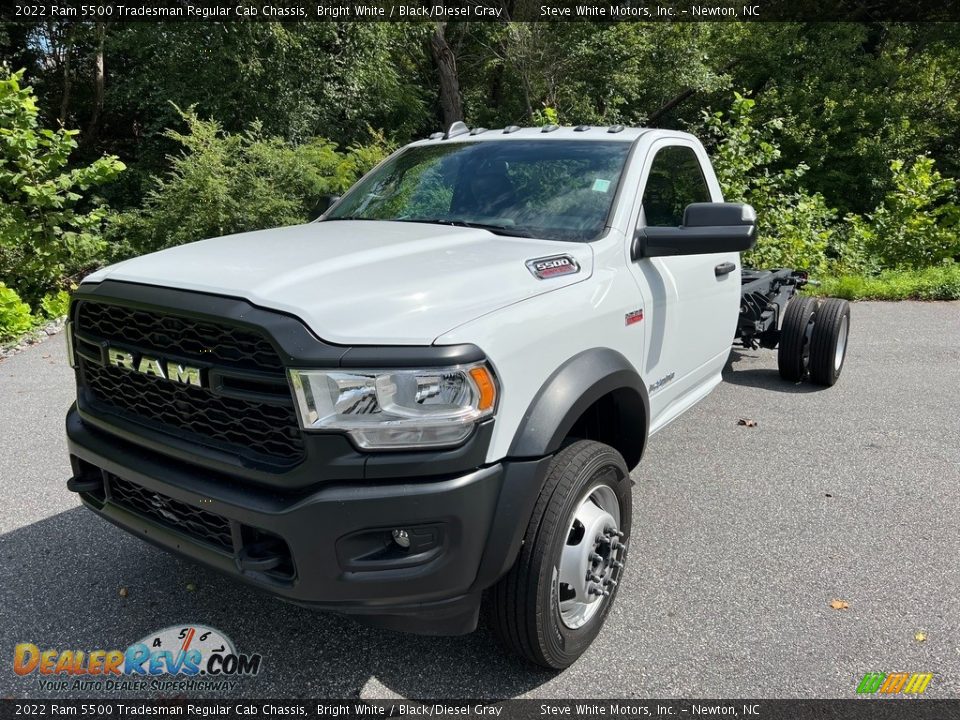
399 218 535 238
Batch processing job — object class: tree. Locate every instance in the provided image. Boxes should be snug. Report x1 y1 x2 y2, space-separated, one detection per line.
0 68 124 305
429 22 463 127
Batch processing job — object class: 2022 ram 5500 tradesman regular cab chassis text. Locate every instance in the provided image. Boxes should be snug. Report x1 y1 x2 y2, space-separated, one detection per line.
64 123 851 668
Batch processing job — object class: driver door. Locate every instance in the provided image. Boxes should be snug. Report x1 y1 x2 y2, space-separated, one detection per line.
627 141 741 428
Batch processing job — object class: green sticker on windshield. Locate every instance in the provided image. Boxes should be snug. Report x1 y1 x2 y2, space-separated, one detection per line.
592 178 611 193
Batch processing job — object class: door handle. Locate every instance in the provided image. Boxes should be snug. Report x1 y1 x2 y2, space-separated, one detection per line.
714 262 736 277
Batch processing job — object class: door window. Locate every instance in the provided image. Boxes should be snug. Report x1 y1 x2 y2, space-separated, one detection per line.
641 146 710 227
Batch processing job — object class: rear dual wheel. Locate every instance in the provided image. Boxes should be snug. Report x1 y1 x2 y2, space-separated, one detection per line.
809 298 851 386
777 296 850 386
490 440 632 669
777 295 817 382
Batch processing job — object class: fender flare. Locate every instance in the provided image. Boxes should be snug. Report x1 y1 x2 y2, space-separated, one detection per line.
507 347 650 469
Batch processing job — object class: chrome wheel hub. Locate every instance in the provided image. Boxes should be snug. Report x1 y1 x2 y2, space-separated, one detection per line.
835 315 849 371
556 484 625 629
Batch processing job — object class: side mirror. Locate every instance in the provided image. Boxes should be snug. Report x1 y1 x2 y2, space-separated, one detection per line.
632 202 757 260
309 194 341 221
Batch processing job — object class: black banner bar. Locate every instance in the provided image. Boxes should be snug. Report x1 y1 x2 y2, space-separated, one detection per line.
2 700 960 720
1 0 959 22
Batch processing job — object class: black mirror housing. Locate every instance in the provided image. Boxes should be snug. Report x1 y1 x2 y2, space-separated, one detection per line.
632 202 757 260
309 194 341 221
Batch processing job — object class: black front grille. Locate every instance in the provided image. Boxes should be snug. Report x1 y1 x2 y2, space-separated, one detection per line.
74 300 305 465
76 301 283 373
82 361 304 460
108 474 234 553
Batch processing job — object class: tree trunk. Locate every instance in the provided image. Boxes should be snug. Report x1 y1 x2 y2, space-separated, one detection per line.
647 59 739 126
429 22 463 128
84 23 106 147
58 25 75 126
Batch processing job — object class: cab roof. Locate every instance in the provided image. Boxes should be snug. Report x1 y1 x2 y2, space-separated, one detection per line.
408 122 692 146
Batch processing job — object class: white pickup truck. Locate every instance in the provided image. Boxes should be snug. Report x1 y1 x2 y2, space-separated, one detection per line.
64 123 850 668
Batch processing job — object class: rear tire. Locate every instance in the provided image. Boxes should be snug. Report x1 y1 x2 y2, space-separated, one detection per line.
778 295 817 382
490 440 632 669
809 298 851 386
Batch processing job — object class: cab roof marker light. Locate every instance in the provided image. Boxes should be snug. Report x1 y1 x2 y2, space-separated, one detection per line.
469 127 489 136
607 125 625 134
445 121 470 139
503 125 521 134
541 124 560 133
574 125 591 132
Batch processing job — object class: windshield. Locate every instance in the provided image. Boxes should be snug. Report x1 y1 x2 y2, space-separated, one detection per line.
325 140 632 242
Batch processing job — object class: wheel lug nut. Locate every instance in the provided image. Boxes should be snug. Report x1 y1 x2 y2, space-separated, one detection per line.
611 560 624 569
596 535 610 545
590 553 603 562
604 578 618 587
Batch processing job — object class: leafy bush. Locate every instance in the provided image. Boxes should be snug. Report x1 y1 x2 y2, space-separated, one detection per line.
0 282 35 342
111 110 392 257
808 264 960 301
39 289 71 319
700 93 838 274
843 157 960 270
0 68 125 306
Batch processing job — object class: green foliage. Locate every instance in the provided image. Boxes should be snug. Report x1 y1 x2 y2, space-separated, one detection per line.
702 93 837 273
3 23 960 311
843 157 960 270
808 264 960 301
531 106 559 126
110 110 391 256
0 282 35 342
39 289 71 319
0 68 124 306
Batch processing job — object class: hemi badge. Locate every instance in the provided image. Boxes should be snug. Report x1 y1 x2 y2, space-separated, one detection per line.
625 309 644 326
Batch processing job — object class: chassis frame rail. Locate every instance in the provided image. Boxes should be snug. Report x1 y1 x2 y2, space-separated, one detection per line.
736 268 810 348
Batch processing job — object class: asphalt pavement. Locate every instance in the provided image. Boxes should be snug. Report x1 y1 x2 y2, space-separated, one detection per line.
1 301 959 699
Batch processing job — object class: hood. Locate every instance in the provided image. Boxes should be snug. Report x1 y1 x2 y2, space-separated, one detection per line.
85 221 594 345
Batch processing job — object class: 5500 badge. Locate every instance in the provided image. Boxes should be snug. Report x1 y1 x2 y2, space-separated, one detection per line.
13 624 262 682
526 254 581 280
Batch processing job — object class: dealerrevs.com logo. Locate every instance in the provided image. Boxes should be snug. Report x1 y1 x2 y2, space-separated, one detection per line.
13 624 262 692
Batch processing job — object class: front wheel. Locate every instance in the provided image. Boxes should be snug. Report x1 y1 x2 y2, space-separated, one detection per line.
490 440 632 669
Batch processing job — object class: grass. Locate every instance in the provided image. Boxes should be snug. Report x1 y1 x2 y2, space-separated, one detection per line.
808 264 960 301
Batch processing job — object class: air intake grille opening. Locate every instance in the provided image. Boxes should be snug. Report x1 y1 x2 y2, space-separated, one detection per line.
108 474 234 553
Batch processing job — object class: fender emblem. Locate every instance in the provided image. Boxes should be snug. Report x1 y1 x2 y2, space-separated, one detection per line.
625 309 644 326
648 372 675 393
526 254 580 280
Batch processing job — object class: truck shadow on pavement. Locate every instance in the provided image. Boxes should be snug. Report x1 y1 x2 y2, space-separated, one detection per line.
0 508 555 700
722 350 827 394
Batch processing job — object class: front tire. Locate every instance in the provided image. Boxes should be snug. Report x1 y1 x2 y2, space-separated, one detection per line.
490 440 632 669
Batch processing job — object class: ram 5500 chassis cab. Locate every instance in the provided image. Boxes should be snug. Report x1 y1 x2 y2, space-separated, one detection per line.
65 123 850 668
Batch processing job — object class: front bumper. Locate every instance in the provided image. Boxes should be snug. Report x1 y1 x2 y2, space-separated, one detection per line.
66 406 546 635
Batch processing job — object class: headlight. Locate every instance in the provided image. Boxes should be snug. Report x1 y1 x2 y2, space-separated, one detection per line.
288 364 497 450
